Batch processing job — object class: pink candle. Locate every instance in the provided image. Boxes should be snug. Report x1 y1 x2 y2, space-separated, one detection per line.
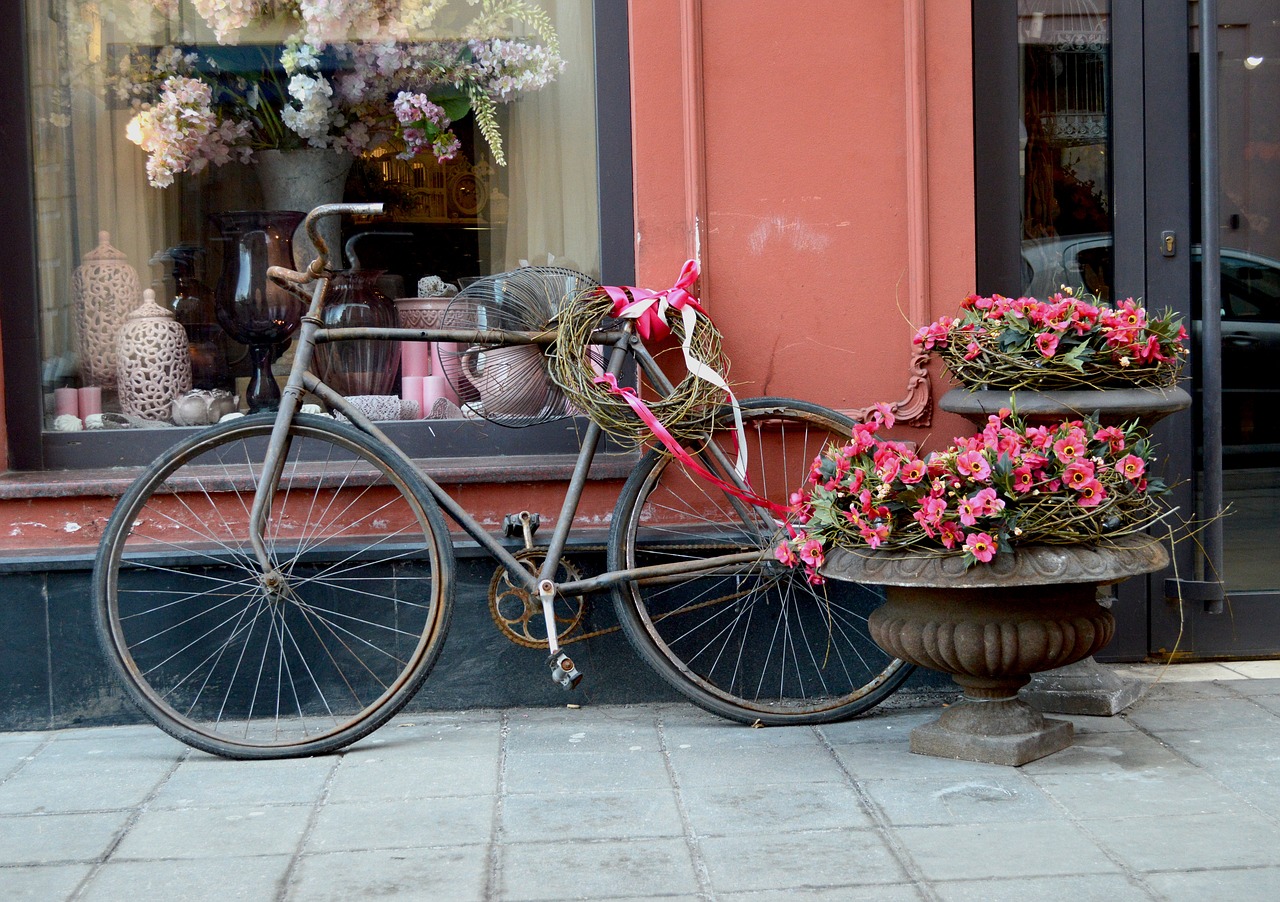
401 376 426 418
78 386 102 416
423 375 454 410
54 387 79 418
401 341 433 378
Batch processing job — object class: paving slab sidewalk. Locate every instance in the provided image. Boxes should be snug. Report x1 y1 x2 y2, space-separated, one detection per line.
2 664 1280 901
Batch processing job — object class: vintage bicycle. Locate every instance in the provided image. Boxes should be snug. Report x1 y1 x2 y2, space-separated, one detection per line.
92 204 911 759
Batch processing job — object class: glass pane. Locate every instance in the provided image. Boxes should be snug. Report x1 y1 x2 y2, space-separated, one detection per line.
1019 0 1114 300
27 0 597 431
1191 2 1280 591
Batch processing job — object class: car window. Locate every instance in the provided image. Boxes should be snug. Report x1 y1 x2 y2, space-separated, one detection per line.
1221 256 1280 322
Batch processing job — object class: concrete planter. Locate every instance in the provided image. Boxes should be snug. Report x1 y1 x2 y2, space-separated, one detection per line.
824 535 1168 765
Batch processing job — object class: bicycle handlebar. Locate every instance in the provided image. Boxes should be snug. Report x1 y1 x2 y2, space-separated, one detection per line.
267 202 386 289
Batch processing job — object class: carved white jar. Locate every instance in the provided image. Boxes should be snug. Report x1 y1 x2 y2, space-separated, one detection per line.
117 289 193 421
73 231 141 387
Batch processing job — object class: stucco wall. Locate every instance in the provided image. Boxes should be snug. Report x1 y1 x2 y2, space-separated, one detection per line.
629 0 978 446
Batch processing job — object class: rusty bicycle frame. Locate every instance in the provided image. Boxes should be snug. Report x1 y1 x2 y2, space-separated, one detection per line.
258 203 769 687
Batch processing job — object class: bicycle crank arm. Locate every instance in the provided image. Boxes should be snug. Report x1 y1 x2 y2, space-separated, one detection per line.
539 578 582 689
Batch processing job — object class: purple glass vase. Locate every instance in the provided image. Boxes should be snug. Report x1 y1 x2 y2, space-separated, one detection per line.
213 210 307 412
315 269 400 398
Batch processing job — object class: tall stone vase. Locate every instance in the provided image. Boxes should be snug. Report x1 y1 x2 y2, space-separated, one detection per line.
256 149 354 272
939 385 1192 716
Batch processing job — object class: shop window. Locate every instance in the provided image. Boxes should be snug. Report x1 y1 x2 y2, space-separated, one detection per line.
2 0 632 470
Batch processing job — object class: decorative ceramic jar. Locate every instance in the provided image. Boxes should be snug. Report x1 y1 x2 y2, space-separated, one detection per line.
73 231 140 387
824 535 1168 766
117 289 193 421
316 270 399 397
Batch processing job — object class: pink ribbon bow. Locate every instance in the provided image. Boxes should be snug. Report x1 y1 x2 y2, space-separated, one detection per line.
601 259 704 342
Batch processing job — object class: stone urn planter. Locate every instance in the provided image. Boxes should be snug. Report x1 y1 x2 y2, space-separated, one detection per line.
939 385 1190 717
823 534 1168 765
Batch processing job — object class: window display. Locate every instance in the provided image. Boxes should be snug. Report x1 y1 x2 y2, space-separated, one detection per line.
26 0 600 438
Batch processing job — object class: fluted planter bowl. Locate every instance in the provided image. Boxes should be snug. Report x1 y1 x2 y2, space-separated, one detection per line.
823 534 1168 765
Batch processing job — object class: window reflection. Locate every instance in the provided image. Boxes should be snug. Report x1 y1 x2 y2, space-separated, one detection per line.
1019 0 1113 299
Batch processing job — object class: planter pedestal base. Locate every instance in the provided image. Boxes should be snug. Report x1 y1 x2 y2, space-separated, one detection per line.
823 537 1169 767
1020 658 1143 716
911 696 1072 766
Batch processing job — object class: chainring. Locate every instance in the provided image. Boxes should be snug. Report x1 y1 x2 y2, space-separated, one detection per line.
488 549 588 649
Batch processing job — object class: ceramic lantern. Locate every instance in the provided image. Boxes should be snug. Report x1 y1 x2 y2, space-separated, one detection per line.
73 231 141 387
117 289 193 421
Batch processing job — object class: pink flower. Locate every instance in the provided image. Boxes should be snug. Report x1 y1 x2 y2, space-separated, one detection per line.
1093 426 1126 453
899 458 927 484
1063 459 1096 489
799 539 825 569
938 521 964 549
1076 479 1107 507
1052 428 1088 463
956 450 992 482
963 341 983 361
964 532 997 563
1116 454 1146 482
1035 332 1060 358
774 542 798 567
1012 465 1036 493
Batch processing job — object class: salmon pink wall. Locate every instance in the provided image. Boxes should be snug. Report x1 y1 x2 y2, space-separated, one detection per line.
629 0 978 447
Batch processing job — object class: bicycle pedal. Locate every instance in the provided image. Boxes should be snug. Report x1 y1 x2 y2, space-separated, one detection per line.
548 650 582 690
503 511 541 540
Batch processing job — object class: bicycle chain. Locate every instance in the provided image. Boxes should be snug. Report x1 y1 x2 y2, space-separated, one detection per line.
494 543 773 646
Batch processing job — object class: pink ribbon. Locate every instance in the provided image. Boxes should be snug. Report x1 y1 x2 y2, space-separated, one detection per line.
601 259 704 342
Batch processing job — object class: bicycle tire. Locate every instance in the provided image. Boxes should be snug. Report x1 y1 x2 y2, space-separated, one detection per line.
93 413 454 759
608 397 913 725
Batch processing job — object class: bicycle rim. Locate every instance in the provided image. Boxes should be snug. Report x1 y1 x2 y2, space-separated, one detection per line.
609 398 912 724
94 414 453 758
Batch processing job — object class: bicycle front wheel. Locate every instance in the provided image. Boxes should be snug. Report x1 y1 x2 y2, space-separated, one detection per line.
609 398 913 725
94 414 454 758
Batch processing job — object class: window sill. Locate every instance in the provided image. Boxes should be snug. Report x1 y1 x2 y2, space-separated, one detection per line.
0 450 638 501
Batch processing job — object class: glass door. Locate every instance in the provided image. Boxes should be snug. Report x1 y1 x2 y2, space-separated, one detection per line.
1194 4 1280 596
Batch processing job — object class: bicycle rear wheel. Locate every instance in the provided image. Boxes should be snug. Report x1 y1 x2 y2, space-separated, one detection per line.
609 398 913 725
93 414 454 758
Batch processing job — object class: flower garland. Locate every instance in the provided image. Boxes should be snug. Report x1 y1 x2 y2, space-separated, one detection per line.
775 406 1170 583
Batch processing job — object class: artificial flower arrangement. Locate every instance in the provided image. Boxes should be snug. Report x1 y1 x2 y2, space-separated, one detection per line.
116 0 564 187
913 290 1189 390
775 406 1170 583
